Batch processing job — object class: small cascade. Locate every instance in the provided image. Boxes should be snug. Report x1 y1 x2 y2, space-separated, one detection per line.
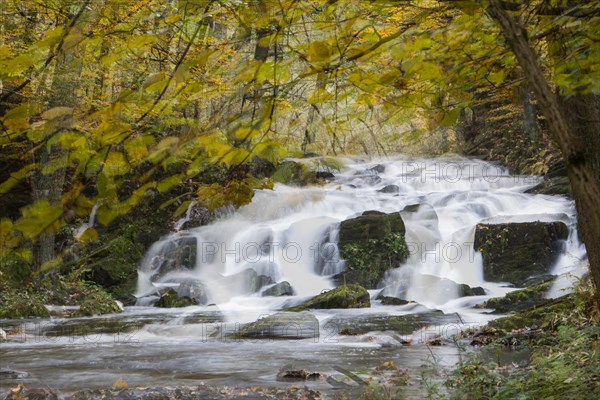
136 156 584 311
74 203 100 240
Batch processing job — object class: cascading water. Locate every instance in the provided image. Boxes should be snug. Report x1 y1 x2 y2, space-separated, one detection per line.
2 155 588 395
136 155 586 313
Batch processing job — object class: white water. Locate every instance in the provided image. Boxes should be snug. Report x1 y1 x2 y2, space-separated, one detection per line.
136 156 586 315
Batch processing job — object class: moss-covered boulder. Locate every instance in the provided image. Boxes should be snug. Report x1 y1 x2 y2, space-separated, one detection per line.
234 311 319 339
156 288 198 308
287 284 370 311
337 211 409 288
479 278 555 313
474 221 569 286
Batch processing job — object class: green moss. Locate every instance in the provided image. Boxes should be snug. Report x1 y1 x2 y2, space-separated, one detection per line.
339 233 409 289
474 222 569 286
481 278 554 313
447 284 600 400
487 293 581 331
286 284 370 311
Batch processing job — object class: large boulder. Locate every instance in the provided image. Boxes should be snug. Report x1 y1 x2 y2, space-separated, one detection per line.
163 278 209 304
337 211 409 288
262 281 295 297
156 288 198 308
287 284 370 311
234 311 319 339
474 221 569 286
147 235 197 281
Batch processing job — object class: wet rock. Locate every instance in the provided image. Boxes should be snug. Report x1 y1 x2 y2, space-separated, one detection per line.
273 161 333 186
63 385 323 400
148 235 198 281
459 284 486 296
384 274 483 302
220 269 274 295
277 368 322 381
401 203 421 213
378 184 400 193
234 311 319 340
337 211 409 288
525 176 571 197
156 288 198 308
287 284 370 311
369 164 386 173
178 203 214 230
0 368 29 379
479 277 555 313
376 295 410 306
262 281 295 297
474 221 569 286
315 171 335 180
167 278 209 304
329 311 460 336
116 293 138 307
0 328 6 342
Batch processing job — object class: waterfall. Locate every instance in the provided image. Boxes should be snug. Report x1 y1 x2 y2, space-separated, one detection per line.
136 156 584 310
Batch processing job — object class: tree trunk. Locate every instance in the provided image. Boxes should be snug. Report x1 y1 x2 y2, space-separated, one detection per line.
488 0 600 308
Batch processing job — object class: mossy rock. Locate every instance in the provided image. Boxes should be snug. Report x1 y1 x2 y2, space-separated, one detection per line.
262 281 295 297
234 311 319 340
337 211 409 288
487 293 578 331
286 284 370 311
474 221 569 286
479 277 555 313
525 176 571 197
273 161 319 186
156 288 198 308
377 295 410 306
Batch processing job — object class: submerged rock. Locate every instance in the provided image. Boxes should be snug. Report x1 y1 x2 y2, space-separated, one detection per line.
377 295 410 306
235 311 319 339
0 368 30 379
378 184 400 193
287 284 370 311
383 274 485 302
329 311 460 336
277 368 322 381
474 221 569 286
59 385 323 400
262 281 294 297
337 211 409 288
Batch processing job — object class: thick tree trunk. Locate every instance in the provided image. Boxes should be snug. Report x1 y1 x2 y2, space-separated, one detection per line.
488 0 600 308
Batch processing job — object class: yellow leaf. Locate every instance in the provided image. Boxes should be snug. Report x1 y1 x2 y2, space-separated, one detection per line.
41 107 73 120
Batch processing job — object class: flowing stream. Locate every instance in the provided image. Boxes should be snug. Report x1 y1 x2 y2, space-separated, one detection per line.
0 156 586 397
